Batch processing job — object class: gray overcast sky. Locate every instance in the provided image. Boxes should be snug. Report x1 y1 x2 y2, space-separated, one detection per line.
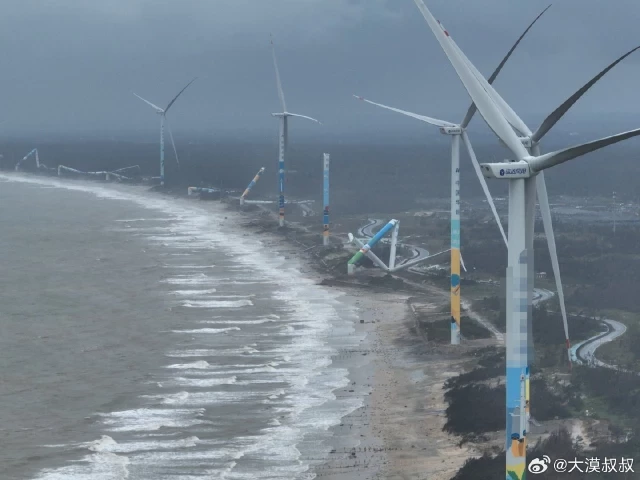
1 0 639 139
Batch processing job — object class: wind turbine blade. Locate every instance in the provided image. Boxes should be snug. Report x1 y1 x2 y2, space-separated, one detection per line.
133 93 164 112
165 77 197 114
353 95 456 127
462 132 508 246
271 34 287 112
536 172 571 363
532 45 640 143
287 113 322 125
411 0 530 160
165 116 180 167
461 4 551 128
459 253 467 273
449 38 532 136
528 127 640 172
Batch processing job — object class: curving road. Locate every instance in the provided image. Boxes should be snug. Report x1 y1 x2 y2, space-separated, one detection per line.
355 220 631 371
357 218 382 238
571 316 628 370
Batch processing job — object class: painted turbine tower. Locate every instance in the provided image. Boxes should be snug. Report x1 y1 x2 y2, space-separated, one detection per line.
323 153 330 245
270 35 321 227
411 1 640 477
240 167 265 205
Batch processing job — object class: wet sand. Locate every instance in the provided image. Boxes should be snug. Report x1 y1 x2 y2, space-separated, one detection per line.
311 288 483 479
224 204 484 479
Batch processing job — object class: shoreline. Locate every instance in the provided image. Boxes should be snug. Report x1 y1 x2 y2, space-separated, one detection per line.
0 172 487 479
220 199 482 479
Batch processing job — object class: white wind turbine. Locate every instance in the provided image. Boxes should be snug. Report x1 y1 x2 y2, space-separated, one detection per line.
270 35 322 227
133 77 197 186
411 0 640 477
444 19 640 365
444 25 640 364
354 5 551 345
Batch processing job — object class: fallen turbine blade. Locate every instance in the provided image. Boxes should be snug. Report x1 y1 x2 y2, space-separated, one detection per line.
353 95 456 127
461 4 551 128
411 0 529 160
532 45 640 143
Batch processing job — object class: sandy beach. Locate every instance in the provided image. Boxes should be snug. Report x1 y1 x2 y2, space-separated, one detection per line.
309 285 483 480
230 205 483 480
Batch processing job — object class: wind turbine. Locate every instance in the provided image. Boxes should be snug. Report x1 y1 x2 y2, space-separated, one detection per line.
354 5 550 345
133 77 197 186
411 1 640 478
445 26 640 366
270 35 322 227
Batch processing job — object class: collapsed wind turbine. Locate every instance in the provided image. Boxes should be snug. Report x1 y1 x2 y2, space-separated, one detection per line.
270 35 321 227
347 220 449 274
412 1 640 478
240 167 266 205
354 5 550 345
133 78 197 186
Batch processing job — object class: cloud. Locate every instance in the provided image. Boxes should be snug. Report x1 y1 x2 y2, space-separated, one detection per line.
0 0 639 137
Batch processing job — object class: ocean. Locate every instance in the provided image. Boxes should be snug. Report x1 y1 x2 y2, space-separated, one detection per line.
0 174 365 479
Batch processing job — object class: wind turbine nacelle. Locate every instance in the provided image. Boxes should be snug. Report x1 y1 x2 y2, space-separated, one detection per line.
439 126 463 135
480 161 531 179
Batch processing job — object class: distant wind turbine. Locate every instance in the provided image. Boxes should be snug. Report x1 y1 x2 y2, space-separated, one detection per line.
133 78 197 186
270 35 321 227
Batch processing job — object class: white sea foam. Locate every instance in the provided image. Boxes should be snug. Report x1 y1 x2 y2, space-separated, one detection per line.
84 435 201 453
170 289 218 296
165 361 211 369
198 318 276 325
6 176 366 480
162 265 215 269
166 376 237 387
99 408 209 433
180 299 253 308
170 327 241 334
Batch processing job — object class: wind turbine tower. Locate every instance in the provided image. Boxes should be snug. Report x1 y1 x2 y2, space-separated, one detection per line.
354 6 550 344
240 167 266 205
323 153 330 245
270 35 322 227
133 78 197 186
613 190 617 235
411 1 640 478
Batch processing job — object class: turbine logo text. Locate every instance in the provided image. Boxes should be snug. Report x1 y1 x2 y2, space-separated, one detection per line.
528 456 551 474
499 168 505 176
